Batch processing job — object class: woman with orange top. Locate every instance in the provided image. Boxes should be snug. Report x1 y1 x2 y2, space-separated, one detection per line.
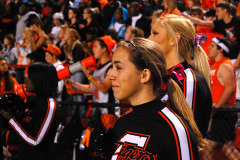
0 57 18 97
160 0 181 16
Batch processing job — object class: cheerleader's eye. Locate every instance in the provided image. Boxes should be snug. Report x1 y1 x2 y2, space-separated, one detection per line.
116 66 122 70
153 31 158 36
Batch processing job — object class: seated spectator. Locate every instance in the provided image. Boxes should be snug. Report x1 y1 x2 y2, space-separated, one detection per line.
203 37 240 160
109 6 129 39
24 53 35 77
124 26 144 41
43 44 64 101
1 34 18 76
50 12 64 45
190 7 224 65
126 1 151 37
28 17 48 62
56 26 67 62
0 57 18 96
160 0 181 16
81 7 103 41
15 27 32 84
68 8 80 33
63 27 87 118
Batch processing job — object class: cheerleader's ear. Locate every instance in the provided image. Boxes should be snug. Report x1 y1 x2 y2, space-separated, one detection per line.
141 68 151 84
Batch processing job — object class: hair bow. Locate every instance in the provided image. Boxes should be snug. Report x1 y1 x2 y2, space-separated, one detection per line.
161 64 184 90
191 33 208 59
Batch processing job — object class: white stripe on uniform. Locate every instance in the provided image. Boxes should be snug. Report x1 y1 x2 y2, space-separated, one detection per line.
9 98 55 146
161 107 191 160
184 68 194 109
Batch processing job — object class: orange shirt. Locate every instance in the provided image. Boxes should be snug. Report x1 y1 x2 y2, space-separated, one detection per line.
201 0 217 10
160 8 181 17
210 57 236 104
196 25 224 66
0 77 19 97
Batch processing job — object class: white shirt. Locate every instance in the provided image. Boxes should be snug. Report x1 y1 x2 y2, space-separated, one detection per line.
131 14 142 28
54 61 64 101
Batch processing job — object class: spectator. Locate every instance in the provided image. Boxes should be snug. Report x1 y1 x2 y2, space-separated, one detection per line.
59 0 73 22
24 52 35 77
101 0 119 30
183 2 240 107
193 8 224 65
160 0 181 16
65 35 118 150
126 1 151 38
203 37 240 160
81 7 103 41
55 26 67 62
148 14 212 137
0 1 18 41
43 44 64 101
110 38 204 160
63 27 87 118
15 2 39 42
68 8 80 33
1 34 18 76
0 57 18 96
124 26 144 41
182 3 240 63
15 27 32 84
50 12 64 45
0 62 61 160
109 6 129 39
28 17 48 62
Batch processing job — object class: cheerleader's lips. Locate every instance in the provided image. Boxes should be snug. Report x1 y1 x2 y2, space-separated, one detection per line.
112 85 119 88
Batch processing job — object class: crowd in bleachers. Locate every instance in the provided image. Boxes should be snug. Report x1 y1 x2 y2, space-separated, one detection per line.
1 0 240 159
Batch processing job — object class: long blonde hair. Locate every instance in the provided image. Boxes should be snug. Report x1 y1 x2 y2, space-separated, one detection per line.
118 37 206 150
64 27 80 54
154 14 210 87
23 27 31 45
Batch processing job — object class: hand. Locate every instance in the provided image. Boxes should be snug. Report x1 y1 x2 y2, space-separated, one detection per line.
64 78 74 86
234 62 240 68
0 109 13 121
81 63 91 77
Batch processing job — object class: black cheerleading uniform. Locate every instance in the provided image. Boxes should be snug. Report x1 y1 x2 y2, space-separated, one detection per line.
163 61 212 137
7 96 61 160
112 98 200 160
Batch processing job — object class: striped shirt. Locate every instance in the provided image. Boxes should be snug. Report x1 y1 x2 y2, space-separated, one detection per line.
165 61 212 137
112 99 200 160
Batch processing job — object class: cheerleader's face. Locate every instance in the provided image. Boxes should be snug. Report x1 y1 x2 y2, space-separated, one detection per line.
148 25 171 55
110 47 142 101
24 76 35 93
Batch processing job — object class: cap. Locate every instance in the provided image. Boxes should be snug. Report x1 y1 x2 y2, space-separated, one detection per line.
53 12 64 20
43 44 61 57
101 35 116 56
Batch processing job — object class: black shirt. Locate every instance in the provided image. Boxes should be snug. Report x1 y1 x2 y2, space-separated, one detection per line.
167 61 212 137
112 98 200 160
213 17 240 59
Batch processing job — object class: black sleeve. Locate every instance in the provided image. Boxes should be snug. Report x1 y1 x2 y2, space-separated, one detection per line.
213 20 225 34
194 76 212 137
72 43 86 62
